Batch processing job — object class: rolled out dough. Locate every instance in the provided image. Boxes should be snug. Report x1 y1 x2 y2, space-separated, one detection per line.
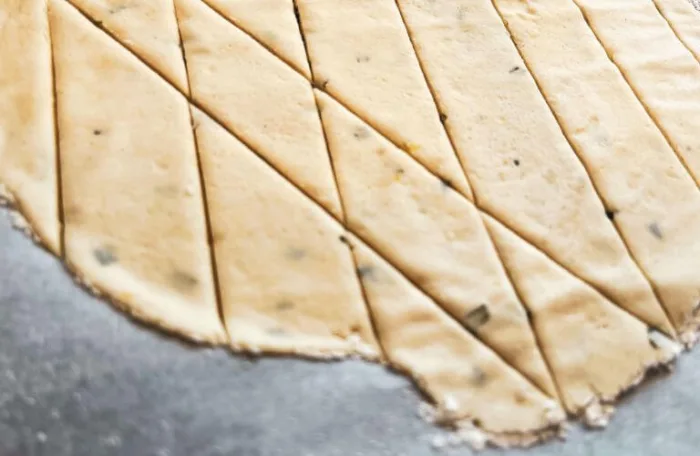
1 0 699 449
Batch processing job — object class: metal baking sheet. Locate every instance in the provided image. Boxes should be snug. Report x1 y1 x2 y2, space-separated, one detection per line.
2 208 700 456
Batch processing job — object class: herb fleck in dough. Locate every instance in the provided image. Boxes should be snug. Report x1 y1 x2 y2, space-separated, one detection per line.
1 0 700 448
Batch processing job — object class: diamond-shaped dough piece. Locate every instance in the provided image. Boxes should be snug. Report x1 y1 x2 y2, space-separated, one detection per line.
296 0 472 198
69 0 189 94
486 216 680 414
494 0 700 337
50 0 225 342
352 237 565 434
174 0 342 219
192 107 379 358
316 90 557 398
202 0 311 78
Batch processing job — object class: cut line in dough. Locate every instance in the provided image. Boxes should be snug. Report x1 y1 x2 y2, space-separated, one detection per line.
1 0 700 449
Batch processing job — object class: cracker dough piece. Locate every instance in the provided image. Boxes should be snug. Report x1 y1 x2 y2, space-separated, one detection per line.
295 0 472 198
68 0 189 94
202 0 310 78
575 0 700 185
0 0 59 253
315 90 556 397
350 238 565 436
486 216 681 414
191 108 379 358
494 0 700 337
394 0 672 335
50 0 225 343
174 0 342 219
653 0 700 62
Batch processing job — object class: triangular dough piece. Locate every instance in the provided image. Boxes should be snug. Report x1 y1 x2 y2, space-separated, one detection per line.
202 0 311 78
69 0 189 94
174 0 342 219
494 0 700 338
315 90 556 397
652 0 700 62
0 0 59 253
191 108 379 358
485 216 681 414
295 0 472 198
575 0 700 185
395 0 674 336
350 238 565 434
50 0 224 343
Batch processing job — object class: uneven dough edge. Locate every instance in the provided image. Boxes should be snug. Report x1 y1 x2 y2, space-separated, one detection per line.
0 183 380 359
0 184 691 449
414 345 680 450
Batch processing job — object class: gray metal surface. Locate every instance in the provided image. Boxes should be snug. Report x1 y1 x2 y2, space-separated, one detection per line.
2 208 700 456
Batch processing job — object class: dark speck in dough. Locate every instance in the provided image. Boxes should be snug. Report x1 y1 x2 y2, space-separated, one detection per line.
356 265 377 282
276 301 295 311
286 248 307 261
171 270 199 290
464 304 490 331
648 222 663 240
94 246 117 266
471 366 488 386
647 326 665 349
353 126 370 140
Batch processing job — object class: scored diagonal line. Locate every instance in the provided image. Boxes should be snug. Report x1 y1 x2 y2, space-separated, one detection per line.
571 0 700 189
47 5 66 258
62 0 554 396
197 0 670 337
486 0 678 334
291 0 387 359
171 0 229 336
390 0 561 397
651 0 700 66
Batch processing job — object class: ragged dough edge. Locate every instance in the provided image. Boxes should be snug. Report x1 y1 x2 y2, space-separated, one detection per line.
0 184 56 255
413 344 681 450
229 333 382 363
577 341 681 429
388 362 566 451
0 183 695 449
1 184 380 359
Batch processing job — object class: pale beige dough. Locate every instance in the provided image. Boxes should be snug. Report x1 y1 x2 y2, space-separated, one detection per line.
494 0 700 337
350 237 565 435
68 0 189 94
315 90 557 398
174 0 342 219
652 0 700 62
0 0 59 254
50 0 224 343
191 107 378 358
295 0 472 198
1 0 700 446
486 216 680 414
574 0 700 185
394 0 674 336
202 0 311 78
